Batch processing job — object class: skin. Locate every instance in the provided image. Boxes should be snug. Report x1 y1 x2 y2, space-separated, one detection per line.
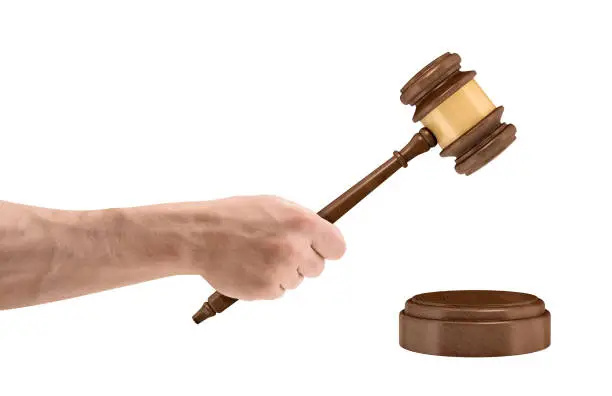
0 195 346 310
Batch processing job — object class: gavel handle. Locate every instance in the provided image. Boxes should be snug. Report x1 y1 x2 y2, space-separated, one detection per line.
192 128 436 324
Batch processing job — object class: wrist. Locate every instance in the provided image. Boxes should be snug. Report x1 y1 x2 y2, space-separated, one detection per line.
118 204 201 276
54 206 193 279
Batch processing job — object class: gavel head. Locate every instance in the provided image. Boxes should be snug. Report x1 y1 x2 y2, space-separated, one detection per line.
400 52 516 175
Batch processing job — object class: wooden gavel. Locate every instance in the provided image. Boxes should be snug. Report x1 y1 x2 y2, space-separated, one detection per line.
192 52 517 323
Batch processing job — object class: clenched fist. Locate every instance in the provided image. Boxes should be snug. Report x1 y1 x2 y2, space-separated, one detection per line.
127 195 346 301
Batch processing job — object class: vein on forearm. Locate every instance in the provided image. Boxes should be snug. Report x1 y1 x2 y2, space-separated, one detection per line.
0 203 59 308
0 203 125 309
0 201 194 310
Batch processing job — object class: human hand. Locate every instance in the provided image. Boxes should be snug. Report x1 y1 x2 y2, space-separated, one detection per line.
196 195 346 300
129 195 346 300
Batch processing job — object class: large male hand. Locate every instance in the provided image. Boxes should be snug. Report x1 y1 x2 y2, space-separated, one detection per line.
129 195 346 300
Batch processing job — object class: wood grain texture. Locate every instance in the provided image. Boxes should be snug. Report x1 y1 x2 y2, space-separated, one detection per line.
399 290 551 357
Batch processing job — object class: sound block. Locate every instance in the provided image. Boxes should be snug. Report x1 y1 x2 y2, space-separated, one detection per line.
399 290 551 357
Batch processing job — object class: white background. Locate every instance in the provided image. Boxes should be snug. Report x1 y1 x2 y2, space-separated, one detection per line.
1 1 610 395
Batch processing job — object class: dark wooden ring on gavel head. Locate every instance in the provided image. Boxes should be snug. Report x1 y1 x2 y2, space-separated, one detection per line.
400 52 517 175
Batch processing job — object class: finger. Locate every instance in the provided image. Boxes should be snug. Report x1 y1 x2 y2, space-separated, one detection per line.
298 248 325 278
309 219 346 260
279 201 346 259
280 269 304 290
261 285 285 300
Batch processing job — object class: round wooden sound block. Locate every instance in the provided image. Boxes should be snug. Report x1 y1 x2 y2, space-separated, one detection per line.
399 290 551 357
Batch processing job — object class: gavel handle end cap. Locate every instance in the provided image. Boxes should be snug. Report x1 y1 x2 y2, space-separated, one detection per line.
192 302 216 324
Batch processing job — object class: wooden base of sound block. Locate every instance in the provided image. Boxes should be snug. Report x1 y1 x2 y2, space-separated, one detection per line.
399 290 551 357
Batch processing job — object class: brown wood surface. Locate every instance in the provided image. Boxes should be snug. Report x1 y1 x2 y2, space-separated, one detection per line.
399 290 551 357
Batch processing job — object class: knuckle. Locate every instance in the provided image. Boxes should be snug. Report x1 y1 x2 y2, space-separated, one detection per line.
285 276 303 290
257 265 279 285
282 211 313 232
258 263 284 285
263 237 295 262
249 278 276 297
239 275 286 301
308 261 325 277
269 286 285 300
256 284 283 300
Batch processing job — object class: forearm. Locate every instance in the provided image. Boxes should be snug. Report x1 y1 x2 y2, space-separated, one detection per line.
0 201 191 310
0 195 346 310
